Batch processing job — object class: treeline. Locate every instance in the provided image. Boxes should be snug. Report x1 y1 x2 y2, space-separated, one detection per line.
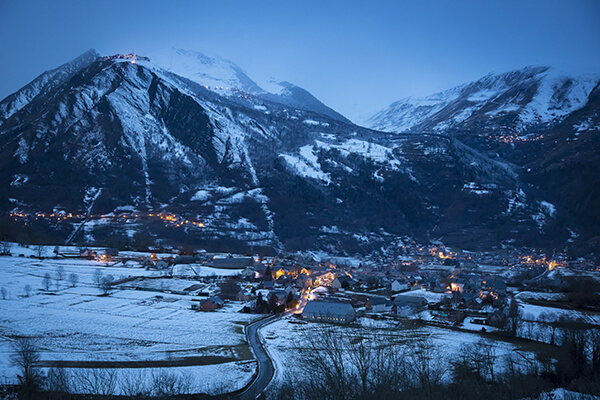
8 338 218 400
267 324 600 400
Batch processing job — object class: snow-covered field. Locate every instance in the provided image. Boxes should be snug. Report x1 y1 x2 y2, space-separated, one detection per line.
518 301 600 324
0 247 261 393
515 291 565 302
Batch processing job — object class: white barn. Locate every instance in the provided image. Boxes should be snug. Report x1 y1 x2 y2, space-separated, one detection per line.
302 301 356 324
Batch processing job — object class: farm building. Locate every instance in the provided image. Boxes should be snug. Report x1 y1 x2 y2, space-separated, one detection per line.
302 301 355 324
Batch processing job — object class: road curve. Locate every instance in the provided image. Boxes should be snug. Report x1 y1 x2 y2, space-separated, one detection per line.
231 315 278 400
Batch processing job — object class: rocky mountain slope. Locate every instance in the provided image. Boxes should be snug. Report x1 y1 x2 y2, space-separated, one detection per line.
0 53 586 255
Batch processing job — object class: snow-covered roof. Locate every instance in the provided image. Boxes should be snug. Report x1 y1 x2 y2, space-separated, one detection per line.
303 301 354 316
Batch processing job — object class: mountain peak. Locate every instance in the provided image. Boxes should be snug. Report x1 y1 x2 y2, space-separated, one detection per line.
146 47 263 94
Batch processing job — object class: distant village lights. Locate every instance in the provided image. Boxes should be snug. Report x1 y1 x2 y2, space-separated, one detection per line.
8 211 205 229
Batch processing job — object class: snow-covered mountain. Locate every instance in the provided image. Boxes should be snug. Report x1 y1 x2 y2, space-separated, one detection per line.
147 48 263 94
146 48 349 123
365 66 600 137
0 53 593 254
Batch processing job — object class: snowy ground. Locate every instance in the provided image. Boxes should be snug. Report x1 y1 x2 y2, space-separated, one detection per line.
0 247 261 394
518 300 600 324
261 316 534 389
515 291 565 302
393 288 449 303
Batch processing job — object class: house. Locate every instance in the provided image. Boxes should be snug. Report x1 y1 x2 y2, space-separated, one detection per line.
302 301 356 324
426 276 440 290
450 281 465 292
174 255 195 264
284 284 296 295
101 248 118 261
263 281 274 290
268 290 289 305
80 248 96 259
142 256 154 267
183 284 205 295
236 289 254 302
332 275 353 290
191 296 224 312
391 280 406 292
393 295 427 317
212 256 254 269
365 297 392 313
155 260 169 270
482 279 507 294
105 248 119 257
197 284 221 297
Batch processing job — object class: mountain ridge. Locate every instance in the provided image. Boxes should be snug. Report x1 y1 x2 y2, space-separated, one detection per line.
0 55 594 256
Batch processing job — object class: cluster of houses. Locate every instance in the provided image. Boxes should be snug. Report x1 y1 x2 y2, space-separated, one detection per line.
61 245 573 328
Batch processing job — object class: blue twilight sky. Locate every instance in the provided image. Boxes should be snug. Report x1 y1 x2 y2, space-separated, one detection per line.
0 0 599 121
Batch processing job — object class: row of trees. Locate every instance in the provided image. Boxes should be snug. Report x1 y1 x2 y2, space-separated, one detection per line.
1 267 118 300
10 337 199 399
41 266 79 291
267 323 600 400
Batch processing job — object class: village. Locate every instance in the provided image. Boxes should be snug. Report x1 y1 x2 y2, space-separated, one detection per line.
4 240 598 333
0 240 599 397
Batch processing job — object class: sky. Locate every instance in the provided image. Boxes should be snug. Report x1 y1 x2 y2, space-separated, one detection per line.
1 0 599 122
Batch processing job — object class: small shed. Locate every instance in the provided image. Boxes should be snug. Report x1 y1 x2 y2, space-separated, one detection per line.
192 296 224 312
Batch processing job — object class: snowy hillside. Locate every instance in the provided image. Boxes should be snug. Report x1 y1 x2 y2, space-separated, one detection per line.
365 66 600 135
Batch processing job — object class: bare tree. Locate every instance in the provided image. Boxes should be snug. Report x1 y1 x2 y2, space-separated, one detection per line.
406 337 446 396
591 328 600 376
46 367 70 393
1 287 6 300
68 272 79 288
265 373 303 400
303 324 352 399
34 245 44 258
42 273 52 291
346 326 377 397
151 369 193 397
100 274 114 295
93 268 103 288
10 337 44 394
24 284 32 297
0 241 12 255
55 265 65 282
73 367 118 396
120 369 150 397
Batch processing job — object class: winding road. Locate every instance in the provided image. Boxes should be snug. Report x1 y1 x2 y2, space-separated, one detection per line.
232 315 278 400
232 289 310 399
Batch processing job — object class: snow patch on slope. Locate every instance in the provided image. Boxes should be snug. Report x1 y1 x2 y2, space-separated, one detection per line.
280 146 331 184
519 69 598 126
